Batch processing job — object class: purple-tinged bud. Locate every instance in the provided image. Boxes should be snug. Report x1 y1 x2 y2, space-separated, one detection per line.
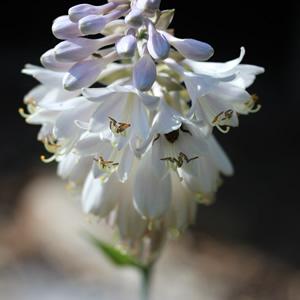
63 52 118 91
147 22 170 60
163 32 214 61
79 9 128 35
41 49 73 72
133 54 156 91
116 35 137 57
52 16 82 40
135 0 161 13
125 8 144 27
69 2 118 22
54 35 121 62
63 59 105 91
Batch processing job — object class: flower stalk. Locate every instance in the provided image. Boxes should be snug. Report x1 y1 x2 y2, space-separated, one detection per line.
141 265 153 300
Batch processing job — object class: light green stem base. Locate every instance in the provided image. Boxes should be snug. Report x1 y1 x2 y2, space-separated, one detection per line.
141 266 152 300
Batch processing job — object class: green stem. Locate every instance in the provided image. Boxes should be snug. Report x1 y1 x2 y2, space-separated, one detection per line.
141 265 152 300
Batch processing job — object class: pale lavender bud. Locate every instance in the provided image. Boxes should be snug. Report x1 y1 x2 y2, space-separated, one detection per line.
54 35 121 62
133 54 156 91
147 22 170 60
116 35 137 57
63 51 118 91
52 16 82 40
40 49 73 72
124 8 144 27
69 2 118 22
163 32 214 61
136 0 161 13
63 59 105 91
79 9 128 35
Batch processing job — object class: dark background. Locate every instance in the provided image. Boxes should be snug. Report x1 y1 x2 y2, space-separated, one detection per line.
1 1 299 266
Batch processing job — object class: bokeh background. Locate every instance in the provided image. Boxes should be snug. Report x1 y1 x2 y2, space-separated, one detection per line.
0 1 299 299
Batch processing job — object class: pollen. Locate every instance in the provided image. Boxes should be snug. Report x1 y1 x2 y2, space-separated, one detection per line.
212 109 234 125
94 156 119 171
109 117 131 135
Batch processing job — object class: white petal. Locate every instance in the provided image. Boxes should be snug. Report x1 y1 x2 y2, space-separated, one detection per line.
136 92 160 110
82 172 119 216
131 98 149 140
89 93 121 132
57 152 79 179
117 187 147 240
117 145 134 182
22 64 65 87
184 47 246 76
133 153 171 219
207 136 233 176
54 102 96 139
75 134 102 156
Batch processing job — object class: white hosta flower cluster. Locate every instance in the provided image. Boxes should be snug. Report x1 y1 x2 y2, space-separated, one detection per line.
20 0 264 249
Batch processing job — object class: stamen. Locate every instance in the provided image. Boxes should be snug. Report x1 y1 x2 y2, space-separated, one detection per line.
40 154 57 163
94 156 119 171
109 117 131 135
250 104 261 113
212 109 234 125
160 152 199 169
43 137 60 153
18 108 30 118
216 125 230 134
245 94 261 113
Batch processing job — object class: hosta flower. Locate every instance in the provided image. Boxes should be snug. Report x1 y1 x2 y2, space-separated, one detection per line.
20 0 264 253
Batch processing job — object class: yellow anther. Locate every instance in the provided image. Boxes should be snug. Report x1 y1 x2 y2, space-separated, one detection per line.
109 117 131 135
212 109 234 125
94 156 119 170
161 152 199 168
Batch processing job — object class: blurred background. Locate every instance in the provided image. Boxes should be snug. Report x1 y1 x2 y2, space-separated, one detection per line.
0 1 299 299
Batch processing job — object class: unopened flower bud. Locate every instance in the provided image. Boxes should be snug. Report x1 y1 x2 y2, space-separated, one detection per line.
63 52 118 91
63 59 104 91
125 8 144 27
133 54 156 91
79 9 128 35
164 32 214 61
136 0 161 13
55 35 121 62
69 2 118 22
147 22 170 60
116 35 137 57
52 15 81 40
40 49 73 72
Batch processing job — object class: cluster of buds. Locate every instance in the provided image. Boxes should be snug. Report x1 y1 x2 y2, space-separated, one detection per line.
42 0 213 92
20 0 264 261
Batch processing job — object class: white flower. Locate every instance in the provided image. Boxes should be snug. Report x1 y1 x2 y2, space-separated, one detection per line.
21 0 264 248
165 47 264 132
